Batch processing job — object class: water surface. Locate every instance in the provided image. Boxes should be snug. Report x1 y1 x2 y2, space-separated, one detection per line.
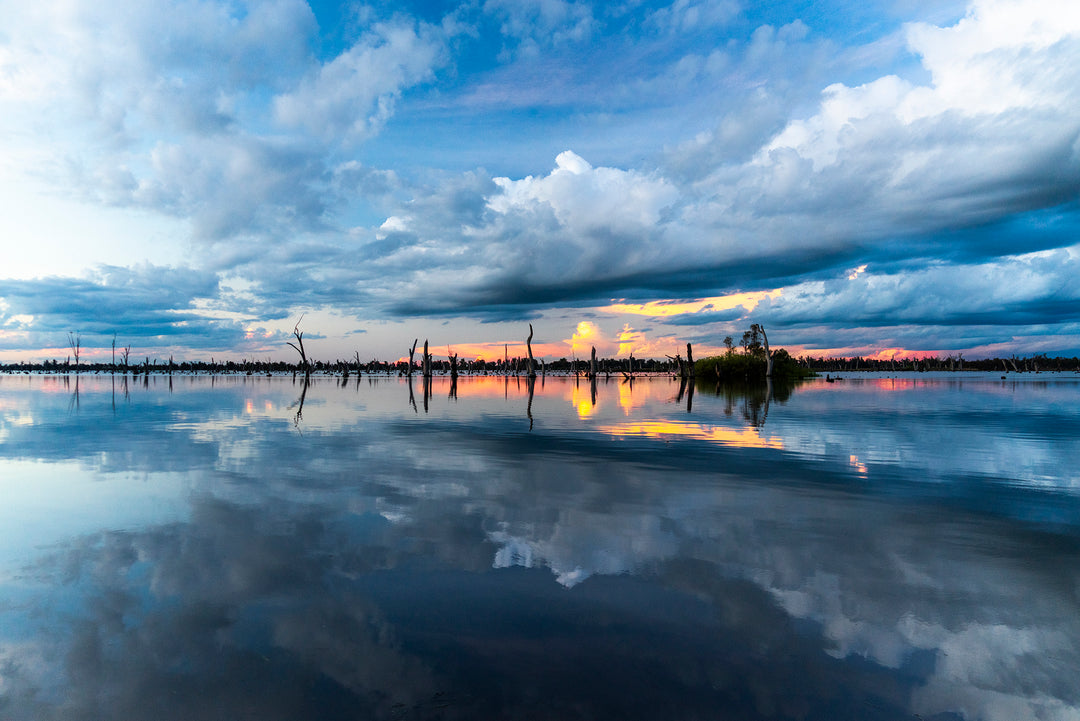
1 373 1078 720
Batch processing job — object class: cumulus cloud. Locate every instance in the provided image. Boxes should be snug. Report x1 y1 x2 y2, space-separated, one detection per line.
0 0 449 244
356 0 1080 349
274 19 447 143
2 0 1080 357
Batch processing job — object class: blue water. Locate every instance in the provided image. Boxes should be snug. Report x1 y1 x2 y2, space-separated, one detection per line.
1 372 1078 720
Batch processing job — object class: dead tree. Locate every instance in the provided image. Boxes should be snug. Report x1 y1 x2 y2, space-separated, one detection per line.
286 315 310 378
407 339 418 377
422 339 432 378
67 332 81 373
753 325 773 377
448 349 458 379
666 353 683 378
526 324 537 378
590 346 598 379
686 342 695 378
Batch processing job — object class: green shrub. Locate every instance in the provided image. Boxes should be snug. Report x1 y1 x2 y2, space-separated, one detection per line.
694 349 815 382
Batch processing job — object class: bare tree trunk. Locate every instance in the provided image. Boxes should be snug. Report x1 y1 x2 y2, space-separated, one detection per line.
422 340 432 378
759 327 773 377
68 332 81 373
526 324 537 378
686 343 694 378
286 317 310 378
667 354 683 378
407 339 418 377
590 346 598 379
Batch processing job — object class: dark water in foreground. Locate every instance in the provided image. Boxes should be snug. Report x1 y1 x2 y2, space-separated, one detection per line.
1 373 1078 720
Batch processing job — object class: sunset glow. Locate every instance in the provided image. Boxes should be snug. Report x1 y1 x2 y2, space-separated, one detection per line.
599 291 781 319
565 321 601 358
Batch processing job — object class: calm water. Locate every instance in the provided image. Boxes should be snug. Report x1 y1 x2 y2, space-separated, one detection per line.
1 372 1078 720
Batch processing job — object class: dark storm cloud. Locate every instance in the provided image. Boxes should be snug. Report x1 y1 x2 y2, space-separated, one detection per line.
0 265 213 332
0 265 273 352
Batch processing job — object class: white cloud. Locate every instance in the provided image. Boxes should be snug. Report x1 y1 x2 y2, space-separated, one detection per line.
484 0 596 50
646 0 741 34
755 247 1080 328
757 0 1080 171
489 150 679 232
274 20 447 143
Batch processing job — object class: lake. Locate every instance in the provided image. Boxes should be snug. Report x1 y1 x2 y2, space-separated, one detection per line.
1 372 1078 720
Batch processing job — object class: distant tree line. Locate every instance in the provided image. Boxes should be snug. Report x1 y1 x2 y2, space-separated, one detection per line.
798 353 1080 373
2 326 1076 377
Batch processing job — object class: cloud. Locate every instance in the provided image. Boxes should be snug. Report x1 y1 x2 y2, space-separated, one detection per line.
355 0 1080 333
274 18 448 144
483 0 596 57
2 0 1079 358
80 136 331 241
0 1 450 245
0 264 281 353
752 247 1080 329
645 0 741 34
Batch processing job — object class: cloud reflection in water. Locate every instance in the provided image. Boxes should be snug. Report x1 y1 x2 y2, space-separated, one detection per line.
0 374 1078 720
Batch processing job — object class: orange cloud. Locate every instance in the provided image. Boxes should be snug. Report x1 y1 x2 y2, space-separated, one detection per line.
598 290 781 318
565 321 601 357
863 347 942 361
615 323 645 356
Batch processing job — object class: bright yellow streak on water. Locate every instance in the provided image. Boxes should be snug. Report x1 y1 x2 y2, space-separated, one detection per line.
597 420 783 449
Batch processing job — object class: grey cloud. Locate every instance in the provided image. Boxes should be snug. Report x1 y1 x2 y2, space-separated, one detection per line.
752 251 1080 331
0 265 284 352
85 136 332 241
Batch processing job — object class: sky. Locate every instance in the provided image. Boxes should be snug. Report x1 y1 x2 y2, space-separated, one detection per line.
1 0 1079 364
